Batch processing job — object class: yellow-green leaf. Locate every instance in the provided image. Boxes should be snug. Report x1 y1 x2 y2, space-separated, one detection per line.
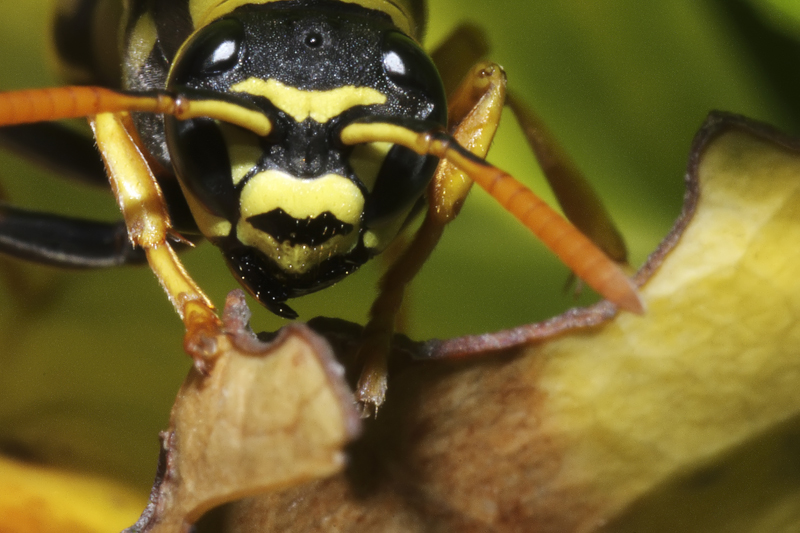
224 114 800 532
0 455 144 533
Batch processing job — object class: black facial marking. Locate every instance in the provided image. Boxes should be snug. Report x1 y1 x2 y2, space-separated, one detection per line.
247 208 353 246
221 240 371 318
222 246 298 318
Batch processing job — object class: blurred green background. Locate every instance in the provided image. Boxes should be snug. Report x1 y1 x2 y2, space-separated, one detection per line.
0 0 799 491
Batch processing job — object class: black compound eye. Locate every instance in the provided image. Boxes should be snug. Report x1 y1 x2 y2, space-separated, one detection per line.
381 31 445 98
166 118 240 222
172 18 244 82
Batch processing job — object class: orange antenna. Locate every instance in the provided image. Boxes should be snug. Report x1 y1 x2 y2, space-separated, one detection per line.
341 122 644 314
0 86 271 136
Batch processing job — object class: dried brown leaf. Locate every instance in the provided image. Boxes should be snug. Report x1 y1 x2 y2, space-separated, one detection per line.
124 291 361 533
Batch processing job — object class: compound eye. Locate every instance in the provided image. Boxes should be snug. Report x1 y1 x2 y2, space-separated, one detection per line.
172 18 244 83
382 31 445 99
381 31 447 125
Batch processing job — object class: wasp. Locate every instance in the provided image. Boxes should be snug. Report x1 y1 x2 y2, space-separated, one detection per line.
0 0 642 413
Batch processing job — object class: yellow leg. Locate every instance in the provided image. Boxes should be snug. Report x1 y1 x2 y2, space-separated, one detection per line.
432 23 628 265
430 24 490 97
0 85 273 370
364 26 493 353
91 112 221 370
355 63 508 414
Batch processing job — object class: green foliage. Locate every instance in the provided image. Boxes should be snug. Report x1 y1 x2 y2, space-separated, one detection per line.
0 0 798 501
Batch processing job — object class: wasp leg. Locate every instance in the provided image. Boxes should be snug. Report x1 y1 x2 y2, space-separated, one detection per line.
90 112 220 369
0 122 199 233
0 85 274 368
354 63 508 414
367 24 487 348
433 25 628 266
342 118 643 313
0 121 198 232
371 22 489 341
345 63 643 412
0 204 145 267
430 24 490 96
365 24 490 337
505 93 628 264
376 22 491 323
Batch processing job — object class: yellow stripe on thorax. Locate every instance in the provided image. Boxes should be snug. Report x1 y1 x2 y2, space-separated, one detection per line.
231 78 387 123
190 0 272 28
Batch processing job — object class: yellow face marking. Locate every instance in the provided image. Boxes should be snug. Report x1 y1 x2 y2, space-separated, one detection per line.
361 201 417 252
236 227 354 275
363 230 380 249
218 124 262 186
239 170 363 223
237 170 364 273
231 78 387 123
182 189 234 239
348 141 392 191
